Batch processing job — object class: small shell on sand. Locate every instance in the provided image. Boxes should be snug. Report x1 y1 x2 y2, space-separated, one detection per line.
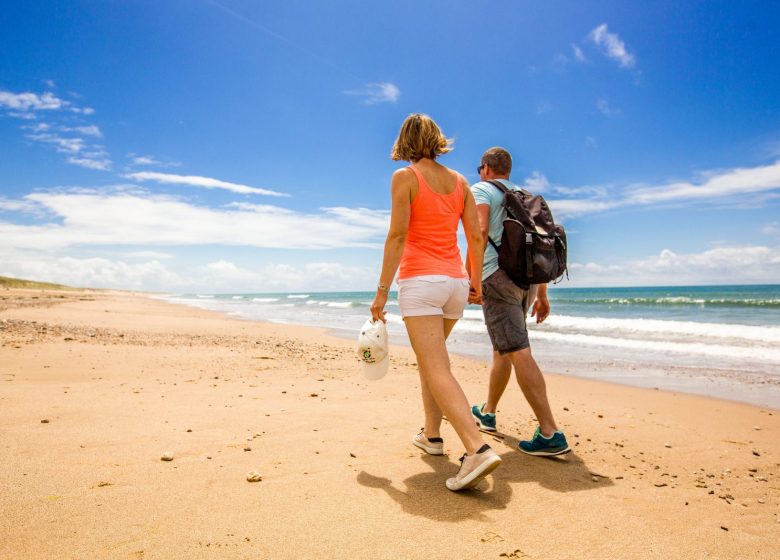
41 419 50 423
161 452 174 461
246 471 262 482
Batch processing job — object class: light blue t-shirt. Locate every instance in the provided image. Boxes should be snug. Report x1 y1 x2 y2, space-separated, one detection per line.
471 178 522 280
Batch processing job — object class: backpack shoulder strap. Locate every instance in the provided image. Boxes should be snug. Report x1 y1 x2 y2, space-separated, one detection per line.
484 180 508 252
486 179 509 194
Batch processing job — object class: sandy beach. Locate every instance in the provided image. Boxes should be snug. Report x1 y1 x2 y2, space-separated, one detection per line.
1 289 778 559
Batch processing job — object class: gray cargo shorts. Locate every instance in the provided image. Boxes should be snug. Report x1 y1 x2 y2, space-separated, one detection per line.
482 269 538 355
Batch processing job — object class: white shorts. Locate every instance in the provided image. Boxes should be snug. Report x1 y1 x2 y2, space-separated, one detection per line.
397 275 470 319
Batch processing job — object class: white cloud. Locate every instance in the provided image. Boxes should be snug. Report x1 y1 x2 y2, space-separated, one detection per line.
624 160 780 204
321 206 391 229
130 155 161 166
67 156 112 171
0 189 388 251
7 111 37 120
71 125 102 137
27 133 86 154
125 250 175 260
344 82 400 105
0 197 41 213
2 88 104 170
126 154 180 169
538 160 780 220
524 171 551 192
596 98 621 117
23 122 52 133
0 90 65 111
124 171 288 197
567 245 780 287
587 24 636 68
549 199 617 220
197 260 377 292
0 253 185 291
572 44 587 62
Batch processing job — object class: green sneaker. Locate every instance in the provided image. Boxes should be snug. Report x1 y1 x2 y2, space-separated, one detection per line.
471 403 497 432
518 427 570 456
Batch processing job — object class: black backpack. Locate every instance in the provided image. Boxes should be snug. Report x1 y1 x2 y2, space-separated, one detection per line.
486 180 568 289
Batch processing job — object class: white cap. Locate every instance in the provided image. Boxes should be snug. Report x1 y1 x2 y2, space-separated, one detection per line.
357 318 389 380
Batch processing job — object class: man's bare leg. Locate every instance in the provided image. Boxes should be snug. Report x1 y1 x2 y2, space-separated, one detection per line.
507 347 558 437
483 351 511 414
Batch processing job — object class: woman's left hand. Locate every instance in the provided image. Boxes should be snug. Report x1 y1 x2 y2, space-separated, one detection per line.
370 291 388 323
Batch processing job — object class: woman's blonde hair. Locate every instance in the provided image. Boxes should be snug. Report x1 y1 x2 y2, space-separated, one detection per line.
390 113 453 161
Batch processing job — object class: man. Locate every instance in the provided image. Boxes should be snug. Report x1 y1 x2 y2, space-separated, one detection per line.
468 146 569 456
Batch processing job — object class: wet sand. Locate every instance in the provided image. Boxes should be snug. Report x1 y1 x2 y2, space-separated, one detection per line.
1 289 778 559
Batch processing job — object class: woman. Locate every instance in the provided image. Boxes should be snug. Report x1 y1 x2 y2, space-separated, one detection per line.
370 113 501 491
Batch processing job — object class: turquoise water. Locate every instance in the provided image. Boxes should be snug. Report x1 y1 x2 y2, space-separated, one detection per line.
163 284 780 408
548 285 780 326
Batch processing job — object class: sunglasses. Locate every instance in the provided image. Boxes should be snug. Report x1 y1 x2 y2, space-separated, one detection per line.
477 164 486 174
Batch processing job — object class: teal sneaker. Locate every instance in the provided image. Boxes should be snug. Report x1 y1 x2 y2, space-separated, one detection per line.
471 403 497 432
518 427 570 456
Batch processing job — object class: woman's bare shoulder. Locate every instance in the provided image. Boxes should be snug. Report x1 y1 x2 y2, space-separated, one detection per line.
392 166 414 179
392 166 416 186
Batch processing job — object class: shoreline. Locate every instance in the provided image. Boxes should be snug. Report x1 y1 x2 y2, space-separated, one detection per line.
159 292 780 411
1 288 778 559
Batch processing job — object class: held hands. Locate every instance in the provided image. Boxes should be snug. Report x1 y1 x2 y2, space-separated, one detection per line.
370 290 388 323
468 283 482 305
530 294 550 323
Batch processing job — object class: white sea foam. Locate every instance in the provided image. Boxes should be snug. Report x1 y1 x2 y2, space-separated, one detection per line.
231 295 244 300
384 312 404 325
251 297 279 302
546 314 780 344
287 294 310 299
531 331 780 363
326 301 353 308
196 294 214 299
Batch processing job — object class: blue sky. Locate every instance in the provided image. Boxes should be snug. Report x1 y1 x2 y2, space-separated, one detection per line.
1 0 779 292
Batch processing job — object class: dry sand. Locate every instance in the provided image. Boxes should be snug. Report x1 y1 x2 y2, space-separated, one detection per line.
1 288 778 559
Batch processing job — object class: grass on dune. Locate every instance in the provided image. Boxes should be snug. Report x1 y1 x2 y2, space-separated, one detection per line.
0 275 75 290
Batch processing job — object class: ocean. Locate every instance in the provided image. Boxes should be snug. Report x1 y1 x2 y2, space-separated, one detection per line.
161 284 780 409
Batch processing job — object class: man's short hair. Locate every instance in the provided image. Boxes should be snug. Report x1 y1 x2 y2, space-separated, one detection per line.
481 147 512 176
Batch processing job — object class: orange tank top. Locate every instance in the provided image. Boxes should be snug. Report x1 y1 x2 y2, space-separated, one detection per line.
398 165 468 280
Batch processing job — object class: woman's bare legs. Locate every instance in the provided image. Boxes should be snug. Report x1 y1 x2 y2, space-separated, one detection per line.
405 315 484 454
419 318 457 438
